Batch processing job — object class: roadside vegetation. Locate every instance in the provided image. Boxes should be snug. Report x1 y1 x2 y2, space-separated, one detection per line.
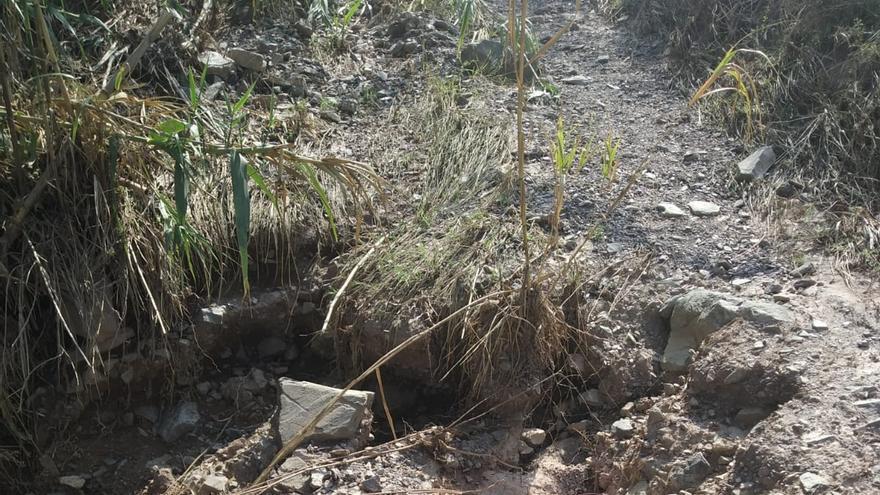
605 0 880 268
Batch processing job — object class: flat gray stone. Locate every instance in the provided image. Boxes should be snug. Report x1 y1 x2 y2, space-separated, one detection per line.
228 48 266 72
737 146 776 182
277 379 374 444
657 202 686 218
799 472 830 493
561 75 590 85
198 51 235 80
687 200 721 217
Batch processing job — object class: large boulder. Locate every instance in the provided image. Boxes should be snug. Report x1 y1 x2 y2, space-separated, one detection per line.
660 290 793 371
276 379 374 446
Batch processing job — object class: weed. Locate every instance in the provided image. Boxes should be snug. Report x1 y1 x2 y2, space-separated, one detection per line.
601 132 621 181
548 116 595 246
690 47 772 143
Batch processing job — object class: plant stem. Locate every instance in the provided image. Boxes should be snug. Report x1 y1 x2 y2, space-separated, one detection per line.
515 0 530 302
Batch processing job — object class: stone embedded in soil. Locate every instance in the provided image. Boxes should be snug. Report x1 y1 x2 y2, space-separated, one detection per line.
661 289 793 371
278 454 312 492
611 418 635 439
657 202 686 218
734 406 768 428
59 475 86 489
460 40 507 72
361 475 383 493
320 109 342 123
799 472 830 493
561 75 590 86
811 318 829 331
667 452 711 490
687 200 721 217
521 428 547 447
736 145 776 182
157 400 200 443
200 474 229 494
227 48 266 72
198 51 236 80
277 379 374 444
790 261 816 277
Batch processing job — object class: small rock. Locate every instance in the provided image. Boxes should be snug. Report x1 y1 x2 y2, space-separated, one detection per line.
309 471 326 490
793 279 817 290
521 428 547 447
228 48 266 72
596 54 610 64
277 379 374 444
657 202 686 218
198 51 235 80
460 40 507 71
734 407 766 428
361 475 382 493
519 440 535 456
811 319 829 331
773 294 791 303
799 472 830 493
257 337 287 358
338 98 358 115
687 200 721 217
294 20 313 39
790 261 816 277
736 146 776 182
766 284 783 294
579 389 603 408
561 75 591 85
200 474 229 494
611 418 635 439
854 399 880 409
390 40 419 58
320 110 342 123
669 452 711 489
157 401 200 443
59 475 86 489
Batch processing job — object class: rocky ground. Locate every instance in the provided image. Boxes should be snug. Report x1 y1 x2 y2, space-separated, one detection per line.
27 0 880 494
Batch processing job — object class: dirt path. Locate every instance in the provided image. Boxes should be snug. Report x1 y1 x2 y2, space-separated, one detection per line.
503 2 880 493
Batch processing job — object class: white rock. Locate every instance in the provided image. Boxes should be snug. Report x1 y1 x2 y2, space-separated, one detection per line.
521 428 547 447
687 200 721 217
59 475 86 489
561 75 590 85
811 319 829 331
611 418 635 439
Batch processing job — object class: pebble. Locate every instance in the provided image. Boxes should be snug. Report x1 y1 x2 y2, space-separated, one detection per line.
793 279 817 290
657 201 685 217
59 475 86 489
521 428 547 447
772 294 791 303
561 75 590 85
201 474 229 494
811 319 829 331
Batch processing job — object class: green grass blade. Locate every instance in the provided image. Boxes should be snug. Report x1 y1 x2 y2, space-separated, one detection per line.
230 150 251 294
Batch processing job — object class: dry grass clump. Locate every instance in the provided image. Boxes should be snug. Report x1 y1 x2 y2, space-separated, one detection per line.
0 0 379 472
